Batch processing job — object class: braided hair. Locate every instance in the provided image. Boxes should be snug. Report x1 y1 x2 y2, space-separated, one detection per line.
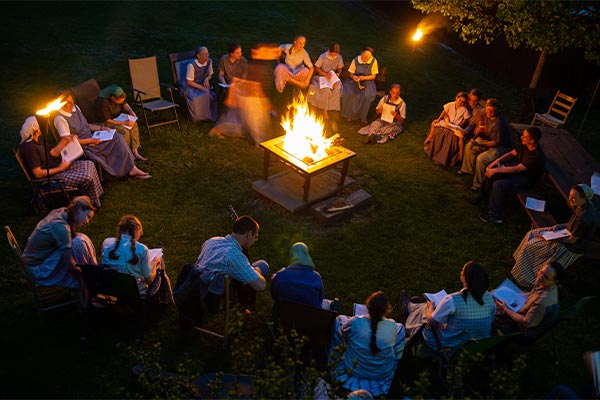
366 291 390 355
109 215 143 265
460 261 489 306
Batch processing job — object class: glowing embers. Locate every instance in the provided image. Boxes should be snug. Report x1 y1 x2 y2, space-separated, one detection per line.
280 93 339 165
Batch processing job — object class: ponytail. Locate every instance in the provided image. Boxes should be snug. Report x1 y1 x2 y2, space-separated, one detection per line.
365 291 390 355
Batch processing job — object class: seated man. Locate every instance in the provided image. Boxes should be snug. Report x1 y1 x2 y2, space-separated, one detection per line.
218 44 248 86
478 126 545 224
271 242 324 308
459 98 513 192
494 261 563 337
19 116 103 208
195 215 268 307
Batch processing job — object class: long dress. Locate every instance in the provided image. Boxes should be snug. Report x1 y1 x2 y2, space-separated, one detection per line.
424 101 472 166
183 59 218 122
341 55 378 122
307 52 344 111
357 95 406 143
55 106 135 179
511 201 598 287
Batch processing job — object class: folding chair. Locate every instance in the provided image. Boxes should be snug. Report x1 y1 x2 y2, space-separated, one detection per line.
14 148 78 216
272 300 338 369
70 78 102 123
531 90 577 128
168 50 195 94
128 56 180 137
5 226 81 322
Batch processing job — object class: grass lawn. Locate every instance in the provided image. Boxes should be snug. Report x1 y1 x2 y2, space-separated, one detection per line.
1 2 598 398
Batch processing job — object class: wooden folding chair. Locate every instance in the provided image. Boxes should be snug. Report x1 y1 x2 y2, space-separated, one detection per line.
13 148 78 216
531 90 577 128
128 56 180 137
5 226 81 322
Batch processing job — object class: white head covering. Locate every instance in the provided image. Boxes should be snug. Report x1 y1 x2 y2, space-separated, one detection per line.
19 116 40 144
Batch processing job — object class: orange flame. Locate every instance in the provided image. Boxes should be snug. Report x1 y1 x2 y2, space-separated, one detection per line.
412 28 423 42
36 95 66 116
281 93 338 163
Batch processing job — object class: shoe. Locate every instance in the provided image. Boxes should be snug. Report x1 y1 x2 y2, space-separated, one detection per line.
400 290 410 316
469 186 480 193
480 213 502 224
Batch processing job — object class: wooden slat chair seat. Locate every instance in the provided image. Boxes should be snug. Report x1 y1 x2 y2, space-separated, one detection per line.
5 226 81 322
531 90 577 128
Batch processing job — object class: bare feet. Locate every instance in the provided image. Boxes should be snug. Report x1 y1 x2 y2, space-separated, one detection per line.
134 151 148 161
129 166 151 178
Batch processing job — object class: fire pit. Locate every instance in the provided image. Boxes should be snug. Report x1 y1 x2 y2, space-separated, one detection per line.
252 94 356 211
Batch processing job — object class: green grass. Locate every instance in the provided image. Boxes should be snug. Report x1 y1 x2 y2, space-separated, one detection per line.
1 2 599 398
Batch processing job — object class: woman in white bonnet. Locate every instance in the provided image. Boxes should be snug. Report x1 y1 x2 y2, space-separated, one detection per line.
512 183 599 287
19 115 104 207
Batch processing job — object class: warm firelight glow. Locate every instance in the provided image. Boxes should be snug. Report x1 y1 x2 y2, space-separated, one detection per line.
412 28 423 42
281 93 339 163
36 95 66 116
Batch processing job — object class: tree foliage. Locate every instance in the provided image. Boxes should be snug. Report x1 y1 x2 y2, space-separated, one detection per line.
411 0 600 64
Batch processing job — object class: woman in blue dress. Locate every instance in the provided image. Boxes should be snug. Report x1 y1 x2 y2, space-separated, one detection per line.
183 46 218 123
341 47 378 124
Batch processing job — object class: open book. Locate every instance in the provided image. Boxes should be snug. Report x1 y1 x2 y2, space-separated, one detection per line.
92 129 116 141
540 228 570 241
424 290 448 308
113 113 138 130
319 71 340 90
353 303 368 316
60 138 84 163
492 278 527 312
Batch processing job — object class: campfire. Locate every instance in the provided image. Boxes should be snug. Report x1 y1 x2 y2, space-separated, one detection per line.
280 93 339 165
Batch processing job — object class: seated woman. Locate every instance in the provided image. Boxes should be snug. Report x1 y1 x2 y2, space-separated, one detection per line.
341 47 378 125
403 261 495 356
271 242 324 309
307 43 344 128
273 35 314 93
22 196 97 305
19 116 103 208
425 89 482 166
101 215 160 297
331 291 405 397
495 262 564 337
424 92 471 165
512 184 599 287
96 84 147 160
358 83 406 144
183 46 218 123
54 92 151 179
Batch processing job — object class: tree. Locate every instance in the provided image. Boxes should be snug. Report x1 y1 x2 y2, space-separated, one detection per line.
411 0 600 88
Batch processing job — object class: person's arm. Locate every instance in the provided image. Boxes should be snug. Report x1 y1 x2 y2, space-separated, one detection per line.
248 274 266 291
30 162 71 178
186 63 208 91
375 97 385 115
394 101 407 124
497 298 545 329
141 248 157 285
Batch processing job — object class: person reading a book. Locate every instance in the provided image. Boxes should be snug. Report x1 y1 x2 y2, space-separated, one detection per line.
19 116 104 207
494 261 564 336
307 43 344 131
96 84 146 161
22 196 97 306
425 89 482 166
331 291 405 397
54 92 151 179
477 126 545 224
423 91 470 148
512 184 599 287
341 47 378 125
271 242 324 309
358 83 406 144
273 35 314 93
402 261 496 356
101 215 161 297
458 98 513 193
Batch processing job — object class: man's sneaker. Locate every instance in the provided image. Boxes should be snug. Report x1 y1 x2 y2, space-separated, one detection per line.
480 213 503 224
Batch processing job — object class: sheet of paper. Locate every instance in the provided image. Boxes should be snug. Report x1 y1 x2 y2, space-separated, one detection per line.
525 197 546 212
381 103 396 123
591 172 600 195
423 290 448 308
92 129 116 141
540 228 571 241
492 278 527 312
60 139 84 163
113 114 138 130
149 248 163 268
353 303 368 316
